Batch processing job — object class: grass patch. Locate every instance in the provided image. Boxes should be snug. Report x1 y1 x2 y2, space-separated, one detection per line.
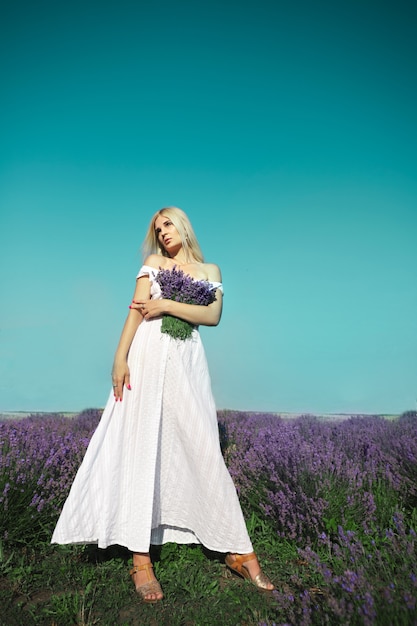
1 535 284 626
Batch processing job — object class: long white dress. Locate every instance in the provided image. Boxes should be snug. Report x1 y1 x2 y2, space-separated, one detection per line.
51 265 253 554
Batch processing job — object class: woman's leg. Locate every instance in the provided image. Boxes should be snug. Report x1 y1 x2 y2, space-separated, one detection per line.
130 551 164 602
226 552 275 591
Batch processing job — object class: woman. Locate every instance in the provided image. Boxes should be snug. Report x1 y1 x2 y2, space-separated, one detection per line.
52 207 274 602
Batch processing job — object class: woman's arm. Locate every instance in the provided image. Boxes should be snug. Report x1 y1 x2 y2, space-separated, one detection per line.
111 276 150 401
137 292 223 326
131 263 223 327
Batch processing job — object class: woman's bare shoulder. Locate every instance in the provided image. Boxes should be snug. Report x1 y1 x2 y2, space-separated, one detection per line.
143 254 168 269
203 263 222 282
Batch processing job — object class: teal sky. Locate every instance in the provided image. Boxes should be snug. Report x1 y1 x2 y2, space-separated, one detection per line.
1 0 416 414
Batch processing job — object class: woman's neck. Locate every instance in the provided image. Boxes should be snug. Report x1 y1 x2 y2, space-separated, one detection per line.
170 253 190 265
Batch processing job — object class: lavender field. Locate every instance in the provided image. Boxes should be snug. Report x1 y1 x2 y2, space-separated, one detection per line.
1 409 416 625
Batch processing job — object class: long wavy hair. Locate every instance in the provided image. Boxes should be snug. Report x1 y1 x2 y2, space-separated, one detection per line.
142 207 204 263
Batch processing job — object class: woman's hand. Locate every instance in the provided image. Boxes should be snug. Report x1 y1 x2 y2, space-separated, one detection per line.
129 299 167 320
111 360 131 402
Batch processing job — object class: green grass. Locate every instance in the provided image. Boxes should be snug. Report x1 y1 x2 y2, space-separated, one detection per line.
0 518 287 626
2 510 417 625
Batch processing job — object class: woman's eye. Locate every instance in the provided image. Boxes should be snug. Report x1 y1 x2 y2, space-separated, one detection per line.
155 228 161 235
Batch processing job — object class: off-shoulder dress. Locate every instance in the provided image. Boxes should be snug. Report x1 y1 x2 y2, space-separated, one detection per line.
51 265 253 554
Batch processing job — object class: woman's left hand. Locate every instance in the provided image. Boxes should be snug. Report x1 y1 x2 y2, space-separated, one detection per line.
130 299 167 320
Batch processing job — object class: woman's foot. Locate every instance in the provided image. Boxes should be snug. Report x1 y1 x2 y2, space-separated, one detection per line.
130 552 163 603
225 552 275 591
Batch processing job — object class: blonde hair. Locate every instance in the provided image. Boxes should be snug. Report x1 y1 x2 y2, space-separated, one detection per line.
142 207 204 263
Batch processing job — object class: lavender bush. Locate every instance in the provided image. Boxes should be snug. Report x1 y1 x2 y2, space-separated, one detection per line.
0 409 101 543
219 412 417 542
1 409 416 624
291 515 417 625
218 411 417 624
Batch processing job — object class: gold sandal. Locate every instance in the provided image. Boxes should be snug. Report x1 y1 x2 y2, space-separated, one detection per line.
129 562 163 603
225 552 274 592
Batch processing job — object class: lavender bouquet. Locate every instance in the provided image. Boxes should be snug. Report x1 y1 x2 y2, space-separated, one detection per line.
155 266 217 340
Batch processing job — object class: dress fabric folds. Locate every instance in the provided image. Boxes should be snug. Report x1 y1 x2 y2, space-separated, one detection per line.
51 265 253 554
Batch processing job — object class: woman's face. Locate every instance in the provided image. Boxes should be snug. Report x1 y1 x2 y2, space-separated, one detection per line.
154 214 181 254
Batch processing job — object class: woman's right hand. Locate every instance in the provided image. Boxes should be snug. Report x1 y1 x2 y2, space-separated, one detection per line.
111 360 131 402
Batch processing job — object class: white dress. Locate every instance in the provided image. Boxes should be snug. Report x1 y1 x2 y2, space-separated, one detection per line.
51 265 253 554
